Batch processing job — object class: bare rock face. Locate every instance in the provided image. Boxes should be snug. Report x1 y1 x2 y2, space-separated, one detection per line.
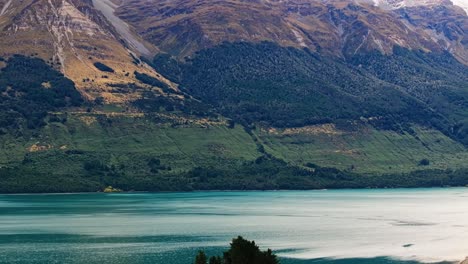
0 0 171 103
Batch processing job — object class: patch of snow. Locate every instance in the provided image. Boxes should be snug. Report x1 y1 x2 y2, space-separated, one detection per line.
371 0 458 9
371 0 468 14
452 0 468 14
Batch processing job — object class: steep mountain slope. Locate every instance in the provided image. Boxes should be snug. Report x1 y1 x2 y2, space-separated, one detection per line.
113 0 467 62
111 0 422 57
172 42 437 127
120 0 467 141
0 0 173 103
151 42 468 143
91 0 156 56
130 0 468 182
394 2 468 64
1 0 468 192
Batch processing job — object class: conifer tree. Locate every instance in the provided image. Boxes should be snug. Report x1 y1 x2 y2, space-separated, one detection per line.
195 250 207 264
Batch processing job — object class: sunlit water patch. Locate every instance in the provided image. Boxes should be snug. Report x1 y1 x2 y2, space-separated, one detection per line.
0 189 467 263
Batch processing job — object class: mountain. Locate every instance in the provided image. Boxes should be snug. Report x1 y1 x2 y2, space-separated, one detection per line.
111 0 437 58
121 0 468 140
112 0 467 61
0 0 175 103
0 0 468 193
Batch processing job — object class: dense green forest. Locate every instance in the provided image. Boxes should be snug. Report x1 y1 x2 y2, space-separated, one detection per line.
192 42 434 128
3 152 468 193
151 42 468 143
0 55 82 130
350 48 468 144
1 44 468 193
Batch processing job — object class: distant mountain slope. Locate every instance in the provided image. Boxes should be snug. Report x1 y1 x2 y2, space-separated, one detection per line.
91 0 156 56
0 0 173 103
151 42 468 143
113 0 467 63
395 2 468 64
0 0 468 192
118 0 468 144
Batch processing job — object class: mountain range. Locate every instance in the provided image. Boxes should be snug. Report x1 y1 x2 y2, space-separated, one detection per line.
0 0 467 193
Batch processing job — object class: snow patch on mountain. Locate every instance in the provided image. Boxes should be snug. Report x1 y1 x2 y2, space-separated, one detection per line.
371 0 457 9
368 0 466 15
452 0 468 14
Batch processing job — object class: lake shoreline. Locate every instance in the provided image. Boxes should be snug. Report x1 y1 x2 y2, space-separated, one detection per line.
1 186 468 195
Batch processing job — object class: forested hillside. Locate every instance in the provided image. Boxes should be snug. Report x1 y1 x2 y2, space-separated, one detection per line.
0 0 468 193
151 42 468 141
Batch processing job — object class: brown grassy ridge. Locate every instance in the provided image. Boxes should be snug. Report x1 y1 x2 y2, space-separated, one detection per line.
114 0 466 62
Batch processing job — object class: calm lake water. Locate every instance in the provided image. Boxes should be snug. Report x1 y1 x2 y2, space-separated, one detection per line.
0 189 467 264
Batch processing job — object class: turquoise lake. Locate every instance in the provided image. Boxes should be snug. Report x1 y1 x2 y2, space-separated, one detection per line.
0 189 467 264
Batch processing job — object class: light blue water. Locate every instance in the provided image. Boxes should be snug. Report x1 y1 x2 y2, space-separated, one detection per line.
0 189 467 264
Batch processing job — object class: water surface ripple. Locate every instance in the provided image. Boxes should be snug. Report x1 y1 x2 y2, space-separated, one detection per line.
0 189 466 264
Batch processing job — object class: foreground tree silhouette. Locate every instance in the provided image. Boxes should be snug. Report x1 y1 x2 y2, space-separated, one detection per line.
194 236 279 264
209 256 222 264
195 251 208 264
